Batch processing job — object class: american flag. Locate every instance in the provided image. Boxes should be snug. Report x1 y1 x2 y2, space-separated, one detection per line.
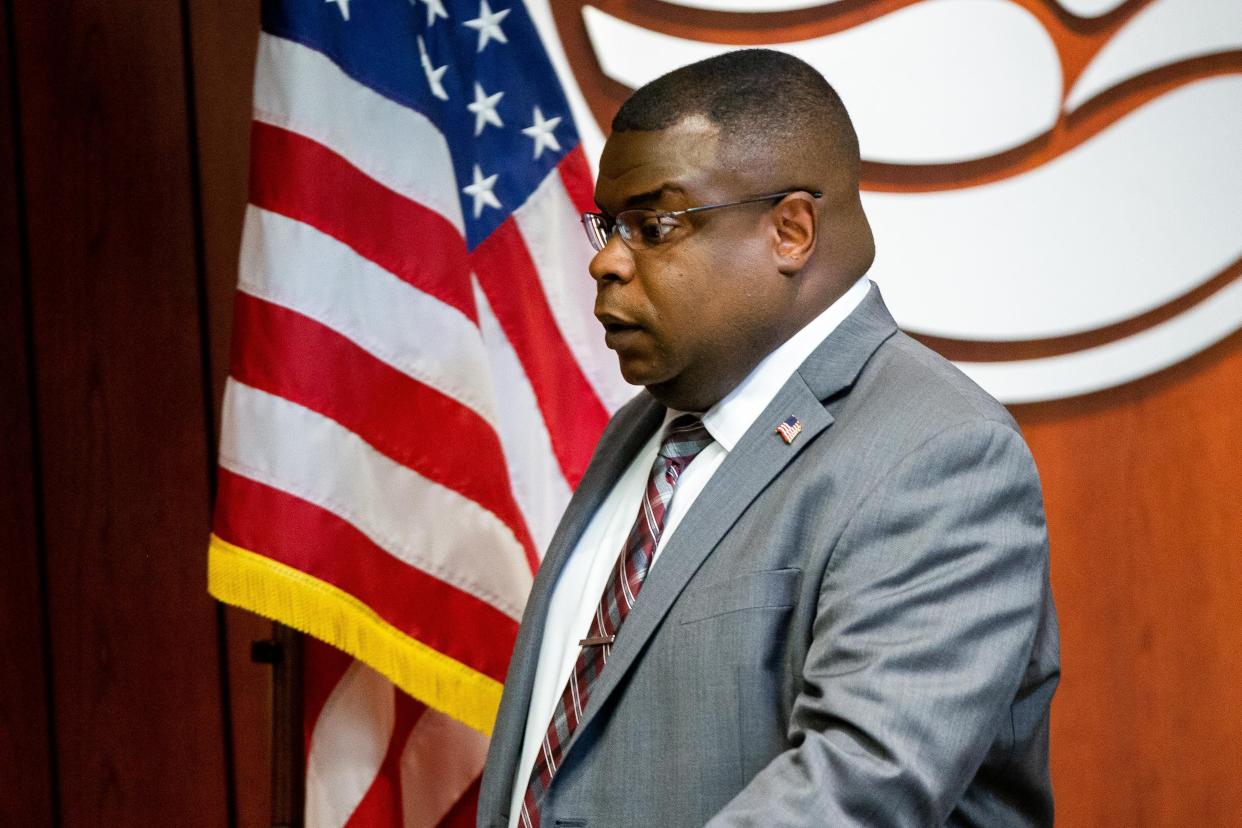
208 1 627 824
775 415 802 445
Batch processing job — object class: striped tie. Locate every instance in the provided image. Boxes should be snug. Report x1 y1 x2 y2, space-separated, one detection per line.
520 415 714 827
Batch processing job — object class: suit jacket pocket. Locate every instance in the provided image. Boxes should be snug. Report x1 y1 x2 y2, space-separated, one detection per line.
675 568 801 625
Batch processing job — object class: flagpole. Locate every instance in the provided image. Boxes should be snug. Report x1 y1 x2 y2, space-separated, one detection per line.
253 622 304 828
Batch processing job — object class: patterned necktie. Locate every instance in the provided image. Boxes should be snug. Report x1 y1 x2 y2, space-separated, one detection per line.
520 415 714 827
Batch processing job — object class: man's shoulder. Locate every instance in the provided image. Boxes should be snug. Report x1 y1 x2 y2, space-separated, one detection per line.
847 329 1022 444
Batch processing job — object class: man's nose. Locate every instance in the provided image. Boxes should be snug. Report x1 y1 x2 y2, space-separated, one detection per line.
588 234 636 284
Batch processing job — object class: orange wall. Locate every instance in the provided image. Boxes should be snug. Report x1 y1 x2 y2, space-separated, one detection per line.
1020 344 1242 825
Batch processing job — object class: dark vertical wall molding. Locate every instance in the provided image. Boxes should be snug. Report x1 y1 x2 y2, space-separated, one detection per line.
1 0 58 824
177 1 238 826
186 2 271 824
178 0 219 489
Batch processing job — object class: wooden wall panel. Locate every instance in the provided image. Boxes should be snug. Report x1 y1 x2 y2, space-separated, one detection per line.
1018 335 1242 826
0 5 55 825
187 0 258 416
186 2 270 826
11 2 229 824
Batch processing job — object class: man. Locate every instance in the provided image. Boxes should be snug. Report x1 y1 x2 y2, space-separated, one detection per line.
479 49 1059 827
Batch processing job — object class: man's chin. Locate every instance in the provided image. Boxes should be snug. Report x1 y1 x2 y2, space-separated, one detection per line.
640 366 733 413
616 356 673 391
632 374 701 411
617 362 663 389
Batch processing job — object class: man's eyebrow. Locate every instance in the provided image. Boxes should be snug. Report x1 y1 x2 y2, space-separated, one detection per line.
623 183 685 209
594 183 688 213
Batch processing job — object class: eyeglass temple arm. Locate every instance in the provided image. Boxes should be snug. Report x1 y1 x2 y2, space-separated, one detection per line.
679 189 823 217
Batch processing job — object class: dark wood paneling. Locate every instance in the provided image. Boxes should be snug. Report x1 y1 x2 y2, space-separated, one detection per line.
0 3 54 825
220 610 274 828
1018 334 1242 826
12 2 228 824
187 0 258 417
185 3 270 825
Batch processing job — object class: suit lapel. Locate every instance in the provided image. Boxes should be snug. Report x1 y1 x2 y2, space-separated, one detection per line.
481 392 664 814
796 285 899 402
557 285 898 762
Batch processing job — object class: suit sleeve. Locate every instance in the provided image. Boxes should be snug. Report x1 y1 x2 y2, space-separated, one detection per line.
707 419 1052 827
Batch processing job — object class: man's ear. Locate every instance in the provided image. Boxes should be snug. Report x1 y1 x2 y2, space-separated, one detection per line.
771 193 817 275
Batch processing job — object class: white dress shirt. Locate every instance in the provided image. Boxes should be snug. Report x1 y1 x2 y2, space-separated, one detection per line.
507 277 871 824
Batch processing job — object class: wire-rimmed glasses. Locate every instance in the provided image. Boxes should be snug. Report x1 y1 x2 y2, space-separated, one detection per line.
581 189 822 253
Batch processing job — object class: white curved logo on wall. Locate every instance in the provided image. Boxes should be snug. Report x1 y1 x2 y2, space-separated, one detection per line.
529 0 1242 403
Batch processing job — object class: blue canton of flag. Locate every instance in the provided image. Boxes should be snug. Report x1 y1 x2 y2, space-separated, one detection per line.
266 0 579 249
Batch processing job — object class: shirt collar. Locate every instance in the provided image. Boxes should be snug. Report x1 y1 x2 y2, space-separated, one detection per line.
665 276 871 451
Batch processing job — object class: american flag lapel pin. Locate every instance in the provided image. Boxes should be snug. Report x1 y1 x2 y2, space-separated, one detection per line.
775 415 803 445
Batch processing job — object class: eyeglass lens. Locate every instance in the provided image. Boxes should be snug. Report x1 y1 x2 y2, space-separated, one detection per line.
582 214 612 252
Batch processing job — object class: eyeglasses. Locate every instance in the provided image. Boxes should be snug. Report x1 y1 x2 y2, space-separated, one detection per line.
580 189 822 253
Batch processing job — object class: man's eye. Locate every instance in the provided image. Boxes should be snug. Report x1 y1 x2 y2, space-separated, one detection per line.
637 215 678 244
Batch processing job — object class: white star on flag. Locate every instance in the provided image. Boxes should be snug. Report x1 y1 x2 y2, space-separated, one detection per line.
462 164 501 218
463 1 510 53
467 82 504 136
417 36 449 101
522 107 562 159
326 0 350 21
417 0 448 27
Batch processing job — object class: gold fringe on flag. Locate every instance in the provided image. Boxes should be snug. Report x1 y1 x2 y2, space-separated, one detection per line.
208 534 503 736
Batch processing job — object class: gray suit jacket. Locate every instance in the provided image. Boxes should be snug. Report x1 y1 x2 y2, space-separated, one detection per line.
479 286 1059 827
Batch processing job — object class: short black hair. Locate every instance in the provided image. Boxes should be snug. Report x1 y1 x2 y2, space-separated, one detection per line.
611 49 858 166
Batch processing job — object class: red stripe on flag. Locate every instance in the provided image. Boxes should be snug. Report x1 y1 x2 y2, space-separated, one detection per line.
249 120 476 322
229 291 539 570
214 469 519 682
471 217 609 489
343 693 427 827
558 145 598 215
437 775 483 827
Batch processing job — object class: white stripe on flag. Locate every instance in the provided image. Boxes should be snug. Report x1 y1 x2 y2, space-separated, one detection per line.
219 379 532 619
253 33 465 234
305 660 394 828
239 206 499 424
472 277 572 557
513 168 633 414
398 708 489 828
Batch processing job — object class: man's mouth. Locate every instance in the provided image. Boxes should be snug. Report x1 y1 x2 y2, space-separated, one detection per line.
596 312 640 334
596 313 644 348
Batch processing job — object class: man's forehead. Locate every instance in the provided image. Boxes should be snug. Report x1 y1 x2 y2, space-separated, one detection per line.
595 117 723 207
